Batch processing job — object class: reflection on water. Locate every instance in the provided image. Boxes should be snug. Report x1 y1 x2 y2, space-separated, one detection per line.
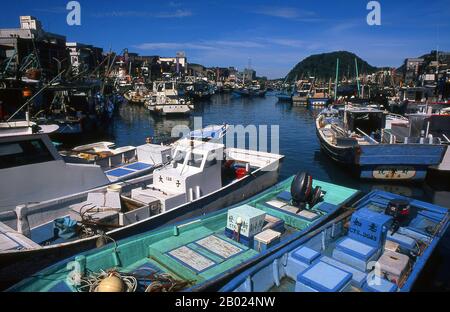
109 93 449 291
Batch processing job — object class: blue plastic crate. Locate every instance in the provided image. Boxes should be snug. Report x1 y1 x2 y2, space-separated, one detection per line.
296 261 352 292
292 246 320 264
364 274 398 292
348 208 392 247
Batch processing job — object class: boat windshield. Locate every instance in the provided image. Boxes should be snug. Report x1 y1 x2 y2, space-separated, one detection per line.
187 153 203 168
173 150 187 165
0 139 55 169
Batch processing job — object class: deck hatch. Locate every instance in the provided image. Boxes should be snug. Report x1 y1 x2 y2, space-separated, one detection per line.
105 168 134 177
167 246 215 273
195 235 243 259
124 162 153 171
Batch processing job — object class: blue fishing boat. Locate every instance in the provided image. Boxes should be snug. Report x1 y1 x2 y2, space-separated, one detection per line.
275 91 293 103
308 87 331 108
220 190 449 292
316 106 446 181
6 173 361 292
232 87 251 97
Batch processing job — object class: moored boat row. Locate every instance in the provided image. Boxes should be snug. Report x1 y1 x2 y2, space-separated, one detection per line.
5 171 448 292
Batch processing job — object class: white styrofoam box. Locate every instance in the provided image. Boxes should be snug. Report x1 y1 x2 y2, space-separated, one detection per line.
226 205 266 238
86 192 121 210
254 229 281 244
375 250 409 283
384 240 400 252
137 144 172 165
131 187 185 212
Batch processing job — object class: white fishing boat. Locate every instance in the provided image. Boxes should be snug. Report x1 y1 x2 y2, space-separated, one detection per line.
123 82 152 105
0 120 112 214
146 81 194 116
61 124 229 174
0 132 283 289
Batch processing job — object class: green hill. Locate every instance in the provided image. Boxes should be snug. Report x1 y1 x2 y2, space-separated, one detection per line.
286 51 379 82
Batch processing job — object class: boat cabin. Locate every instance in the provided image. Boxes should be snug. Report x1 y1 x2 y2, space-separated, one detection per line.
0 127 109 213
131 139 224 212
343 108 386 136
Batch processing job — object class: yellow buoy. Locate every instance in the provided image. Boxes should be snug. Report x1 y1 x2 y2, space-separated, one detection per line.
96 274 124 292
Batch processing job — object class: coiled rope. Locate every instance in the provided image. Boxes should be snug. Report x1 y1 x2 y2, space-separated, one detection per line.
77 269 137 292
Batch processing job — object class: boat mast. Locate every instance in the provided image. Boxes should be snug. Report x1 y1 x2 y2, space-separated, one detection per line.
355 58 361 98
334 58 339 101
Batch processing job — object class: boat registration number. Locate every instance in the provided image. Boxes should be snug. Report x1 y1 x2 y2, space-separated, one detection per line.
372 166 416 180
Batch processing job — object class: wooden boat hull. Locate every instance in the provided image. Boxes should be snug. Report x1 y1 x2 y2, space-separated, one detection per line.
0 162 282 290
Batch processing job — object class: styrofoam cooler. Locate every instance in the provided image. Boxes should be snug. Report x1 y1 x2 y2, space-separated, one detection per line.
226 205 266 238
253 229 281 252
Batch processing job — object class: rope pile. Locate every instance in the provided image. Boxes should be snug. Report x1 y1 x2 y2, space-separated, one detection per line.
77 268 191 292
142 271 191 292
78 269 137 292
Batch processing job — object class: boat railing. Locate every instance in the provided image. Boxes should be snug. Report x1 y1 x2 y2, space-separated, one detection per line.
356 128 379 144
381 130 442 145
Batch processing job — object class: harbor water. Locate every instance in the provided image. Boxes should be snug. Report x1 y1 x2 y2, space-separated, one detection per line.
83 92 449 292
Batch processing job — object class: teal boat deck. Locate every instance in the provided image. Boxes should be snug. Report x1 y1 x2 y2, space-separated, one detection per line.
10 177 358 292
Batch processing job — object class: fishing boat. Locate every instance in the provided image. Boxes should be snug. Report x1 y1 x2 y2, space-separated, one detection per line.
407 110 450 186
275 78 294 103
146 81 194 116
5 173 361 292
308 87 331 108
32 82 117 142
292 80 312 107
232 87 251 97
249 81 267 97
191 81 215 101
220 190 449 292
0 120 112 214
275 91 293 103
123 82 152 105
233 81 266 98
0 139 283 289
316 106 446 181
61 124 229 173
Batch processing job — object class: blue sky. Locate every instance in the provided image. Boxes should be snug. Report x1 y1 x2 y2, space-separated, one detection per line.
1 0 450 78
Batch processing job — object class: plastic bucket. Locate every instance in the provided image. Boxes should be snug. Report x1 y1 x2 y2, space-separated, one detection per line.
235 168 248 179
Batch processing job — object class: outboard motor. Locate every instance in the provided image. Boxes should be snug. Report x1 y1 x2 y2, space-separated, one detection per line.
309 186 323 208
290 172 312 207
385 199 410 234
291 172 325 209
